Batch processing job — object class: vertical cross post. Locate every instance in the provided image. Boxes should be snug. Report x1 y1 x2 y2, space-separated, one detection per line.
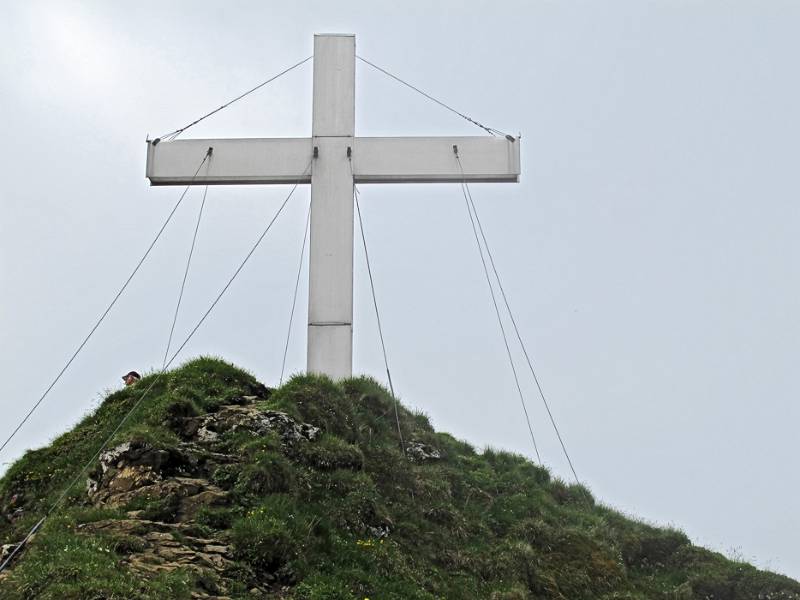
307 34 356 379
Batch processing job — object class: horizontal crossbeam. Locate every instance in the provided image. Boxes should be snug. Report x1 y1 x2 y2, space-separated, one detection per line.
145 136 520 186
353 136 519 183
146 138 313 185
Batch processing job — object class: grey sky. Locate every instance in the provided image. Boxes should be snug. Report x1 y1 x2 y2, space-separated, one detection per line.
1 0 798 579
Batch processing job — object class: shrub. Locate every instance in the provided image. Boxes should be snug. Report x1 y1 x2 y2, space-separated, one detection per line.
313 471 382 532
620 527 690 568
230 496 301 573
195 506 237 530
431 432 475 459
295 435 364 471
500 520 625 597
549 479 593 506
210 464 241 490
162 397 200 432
167 356 261 413
271 374 357 441
292 575 354 600
234 453 293 497
342 377 439 452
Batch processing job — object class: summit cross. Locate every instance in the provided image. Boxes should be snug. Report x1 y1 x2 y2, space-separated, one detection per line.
146 33 520 380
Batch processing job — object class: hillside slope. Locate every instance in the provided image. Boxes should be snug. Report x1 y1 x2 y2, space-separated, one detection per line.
0 358 797 599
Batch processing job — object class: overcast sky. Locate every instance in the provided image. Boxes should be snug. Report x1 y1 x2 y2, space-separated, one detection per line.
1 0 798 580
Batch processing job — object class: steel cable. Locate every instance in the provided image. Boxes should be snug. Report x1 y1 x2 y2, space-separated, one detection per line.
159 55 313 141
279 200 311 386
460 179 584 489
455 154 541 463
163 184 209 367
0 165 309 574
0 150 212 460
356 55 512 138
353 185 407 458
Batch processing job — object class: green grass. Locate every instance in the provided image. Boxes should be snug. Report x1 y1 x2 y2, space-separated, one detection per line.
1 511 193 600
1 357 798 599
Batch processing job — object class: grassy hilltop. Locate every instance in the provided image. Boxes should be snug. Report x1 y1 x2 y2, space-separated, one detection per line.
0 357 797 599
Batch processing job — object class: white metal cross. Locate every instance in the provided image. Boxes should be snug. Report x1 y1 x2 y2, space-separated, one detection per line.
146 34 520 380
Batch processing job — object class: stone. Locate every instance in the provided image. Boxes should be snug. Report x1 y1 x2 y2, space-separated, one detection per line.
80 518 235 588
367 524 390 539
405 441 442 462
1 543 19 564
87 441 194 497
180 405 320 447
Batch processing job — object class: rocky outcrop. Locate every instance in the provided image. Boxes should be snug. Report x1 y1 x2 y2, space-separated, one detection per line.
177 405 320 447
87 403 321 507
78 518 239 597
74 398 323 596
405 440 442 462
87 441 194 497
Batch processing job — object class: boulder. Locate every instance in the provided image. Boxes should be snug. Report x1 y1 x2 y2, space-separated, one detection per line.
180 405 320 447
405 441 442 462
87 441 194 496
